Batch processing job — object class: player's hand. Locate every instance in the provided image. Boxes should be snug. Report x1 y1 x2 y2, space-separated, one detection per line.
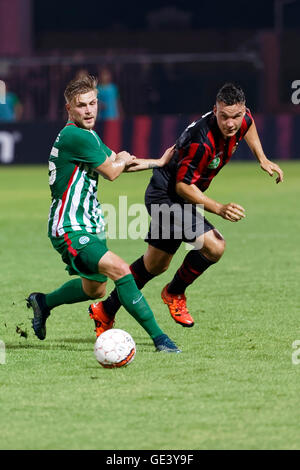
260 158 284 184
117 151 136 166
158 145 176 167
219 203 246 222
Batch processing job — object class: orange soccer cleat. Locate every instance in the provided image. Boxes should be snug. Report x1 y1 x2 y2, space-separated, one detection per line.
161 284 194 327
88 301 115 337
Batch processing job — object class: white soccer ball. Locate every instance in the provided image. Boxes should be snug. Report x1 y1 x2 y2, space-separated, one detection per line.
94 329 136 368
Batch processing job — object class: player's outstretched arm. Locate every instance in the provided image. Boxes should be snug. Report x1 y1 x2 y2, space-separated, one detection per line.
95 151 136 181
176 182 246 222
125 145 176 172
244 120 284 183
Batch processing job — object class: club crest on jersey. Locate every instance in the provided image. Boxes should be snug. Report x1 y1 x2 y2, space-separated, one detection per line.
79 236 90 245
208 156 221 169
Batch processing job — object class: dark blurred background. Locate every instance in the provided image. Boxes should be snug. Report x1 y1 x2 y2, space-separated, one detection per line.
0 0 300 162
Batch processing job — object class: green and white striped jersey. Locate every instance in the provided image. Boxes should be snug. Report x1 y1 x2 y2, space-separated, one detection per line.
48 121 112 238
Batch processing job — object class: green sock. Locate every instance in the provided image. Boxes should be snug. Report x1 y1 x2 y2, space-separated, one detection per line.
115 274 164 340
45 278 91 309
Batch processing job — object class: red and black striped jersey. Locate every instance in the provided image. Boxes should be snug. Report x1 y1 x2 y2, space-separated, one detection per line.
148 109 253 203
175 109 253 191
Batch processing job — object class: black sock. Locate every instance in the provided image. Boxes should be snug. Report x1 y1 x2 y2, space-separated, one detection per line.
102 256 155 316
101 289 121 318
130 255 155 289
167 250 215 295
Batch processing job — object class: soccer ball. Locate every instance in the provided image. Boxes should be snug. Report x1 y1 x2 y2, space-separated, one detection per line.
94 329 136 368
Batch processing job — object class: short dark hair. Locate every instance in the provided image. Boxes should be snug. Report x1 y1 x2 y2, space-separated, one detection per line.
216 83 245 105
64 74 98 103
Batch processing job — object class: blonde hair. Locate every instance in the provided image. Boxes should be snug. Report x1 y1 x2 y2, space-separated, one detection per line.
64 74 98 103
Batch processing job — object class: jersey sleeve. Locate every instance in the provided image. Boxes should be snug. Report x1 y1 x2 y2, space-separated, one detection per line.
61 127 111 168
100 140 113 158
176 142 210 185
240 107 253 138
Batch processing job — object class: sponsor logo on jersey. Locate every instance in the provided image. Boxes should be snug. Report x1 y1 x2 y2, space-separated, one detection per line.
208 156 221 169
79 236 90 245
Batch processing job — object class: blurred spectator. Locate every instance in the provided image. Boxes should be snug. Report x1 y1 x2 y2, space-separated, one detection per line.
0 84 23 122
97 67 122 120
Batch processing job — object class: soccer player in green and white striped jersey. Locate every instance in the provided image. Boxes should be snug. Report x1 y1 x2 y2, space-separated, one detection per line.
27 74 180 353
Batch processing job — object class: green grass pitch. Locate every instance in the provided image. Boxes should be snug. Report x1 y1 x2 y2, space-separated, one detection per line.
0 161 299 450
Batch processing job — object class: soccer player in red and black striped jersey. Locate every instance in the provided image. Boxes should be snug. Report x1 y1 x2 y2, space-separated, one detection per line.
90 83 284 328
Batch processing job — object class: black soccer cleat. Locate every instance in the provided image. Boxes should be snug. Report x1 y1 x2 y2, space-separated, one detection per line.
153 334 182 353
26 292 50 340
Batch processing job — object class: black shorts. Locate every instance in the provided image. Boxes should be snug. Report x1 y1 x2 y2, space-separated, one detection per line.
144 184 215 255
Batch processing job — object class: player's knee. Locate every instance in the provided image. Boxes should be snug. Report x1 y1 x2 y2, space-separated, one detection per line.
114 261 131 280
143 245 173 276
214 238 226 261
99 251 132 281
159 262 170 274
147 258 170 275
203 230 226 262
